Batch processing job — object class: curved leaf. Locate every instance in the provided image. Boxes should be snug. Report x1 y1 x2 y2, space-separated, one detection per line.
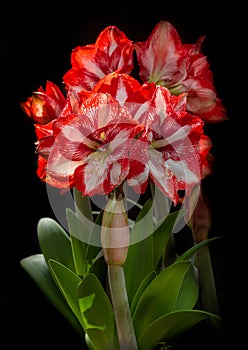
66 208 103 277
20 254 83 335
37 217 75 272
133 261 199 337
124 199 154 302
78 273 118 350
130 271 156 316
153 210 185 269
66 208 88 277
176 236 221 262
48 259 84 329
73 187 93 222
138 309 222 350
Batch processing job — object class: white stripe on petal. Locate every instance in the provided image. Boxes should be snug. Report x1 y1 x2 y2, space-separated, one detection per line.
84 160 107 193
108 129 132 152
133 101 150 121
127 165 149 187
115 80 128 105
62 123 84 143
97 104 113 128
165 124 192 145
166 158 199 183
81 58 105 80
48 153 84 177
110 162 122 185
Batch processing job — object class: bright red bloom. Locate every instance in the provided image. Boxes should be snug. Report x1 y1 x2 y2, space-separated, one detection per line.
20 81 70 186
134 20 227 123
20 81 66 124
45 93 143 195
63 26 134 91
93 72 145 104
127 85 206 205
21 81 98 186
20 22 220 201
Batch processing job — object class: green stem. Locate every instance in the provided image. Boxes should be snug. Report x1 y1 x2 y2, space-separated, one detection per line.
195 245 221 350
73 187 93 221
196 245 220 315
108 264 138 350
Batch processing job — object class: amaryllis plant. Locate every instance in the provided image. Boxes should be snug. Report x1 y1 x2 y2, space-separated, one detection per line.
20 20 226 350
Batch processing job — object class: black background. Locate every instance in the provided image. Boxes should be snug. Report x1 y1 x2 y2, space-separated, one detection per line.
1 1 247 349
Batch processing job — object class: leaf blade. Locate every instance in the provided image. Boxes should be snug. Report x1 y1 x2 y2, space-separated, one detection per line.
37 217 75 272
78 273 118 350
138 309 222 350
20 254 83 335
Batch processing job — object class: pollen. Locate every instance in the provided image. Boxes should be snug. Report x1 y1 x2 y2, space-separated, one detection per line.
100 131 106 141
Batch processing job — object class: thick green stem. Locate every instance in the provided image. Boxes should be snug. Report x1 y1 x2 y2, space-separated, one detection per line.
196 245 220 315
196 245 221 349
108 264 138 350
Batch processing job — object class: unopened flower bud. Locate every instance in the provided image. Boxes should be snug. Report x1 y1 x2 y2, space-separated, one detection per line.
101 192 130 265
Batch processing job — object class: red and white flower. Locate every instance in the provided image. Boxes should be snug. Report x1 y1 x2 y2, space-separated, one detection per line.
127 85 206 204
20 81 66 124
20 21 222 202
46 93 143 195
63 26 134 92
134 20 227 122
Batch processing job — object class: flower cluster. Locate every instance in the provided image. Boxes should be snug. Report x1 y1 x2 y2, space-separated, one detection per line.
20 20 226 350
21 20 226 206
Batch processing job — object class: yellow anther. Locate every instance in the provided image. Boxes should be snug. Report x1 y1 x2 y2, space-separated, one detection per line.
100 131 106 141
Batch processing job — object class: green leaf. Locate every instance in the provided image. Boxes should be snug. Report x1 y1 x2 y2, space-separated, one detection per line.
138 309 222 350
130 271 156 316
88 254 107 287
172 264 198 310
176 236 221 262
66 208 102 277
78 273 118 350
73 188 93 222
132 261 199 337
66 207 95 246
20 254 83 335
129 198 154 244
66 208 88 277
195 245 220 314
153 210 185 269
87 210 103 262
48 259 84 329
124 198 154 303
149 182 171 223
37 217 75 272
85 333 95 350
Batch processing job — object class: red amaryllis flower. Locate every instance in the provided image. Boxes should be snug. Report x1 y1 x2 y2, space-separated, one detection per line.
93 72 145 105
92 72 153 122
20 81 70 186
46 93 143 195
134 20 227 123
63 26 134 91
20 81 66 124
127 85 206 205
21 81 104 187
